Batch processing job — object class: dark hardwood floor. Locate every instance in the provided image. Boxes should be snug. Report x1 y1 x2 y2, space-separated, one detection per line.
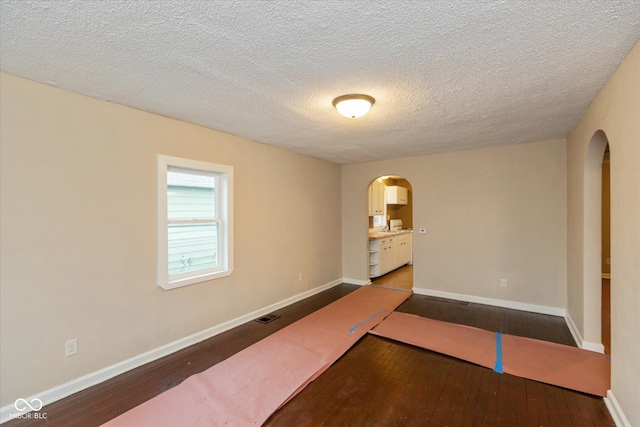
6 280 614 427
266 292 613 427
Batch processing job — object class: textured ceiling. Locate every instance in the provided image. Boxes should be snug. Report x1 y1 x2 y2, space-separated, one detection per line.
1 1 639 164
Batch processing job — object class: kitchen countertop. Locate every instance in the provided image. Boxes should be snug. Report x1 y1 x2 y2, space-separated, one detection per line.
369 229 413 240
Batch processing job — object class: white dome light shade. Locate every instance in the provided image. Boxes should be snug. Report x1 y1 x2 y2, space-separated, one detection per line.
332 94 375 119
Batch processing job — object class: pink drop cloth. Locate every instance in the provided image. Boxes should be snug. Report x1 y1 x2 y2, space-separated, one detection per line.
102 286 411 427
370 311 610 396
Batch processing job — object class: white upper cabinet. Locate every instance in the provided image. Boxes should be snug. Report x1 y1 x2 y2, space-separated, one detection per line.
386 186 408 205
369 180 386 216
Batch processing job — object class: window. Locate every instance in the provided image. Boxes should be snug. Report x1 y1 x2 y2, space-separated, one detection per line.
373 213 386 228
157 155 233 290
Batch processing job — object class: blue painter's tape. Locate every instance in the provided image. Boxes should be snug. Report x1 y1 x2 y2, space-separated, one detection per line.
494 332 504 374
349 309 385 333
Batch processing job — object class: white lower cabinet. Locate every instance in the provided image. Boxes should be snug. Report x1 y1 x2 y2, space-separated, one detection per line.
369 233 412 278
381 239 393 274
396 233 412 266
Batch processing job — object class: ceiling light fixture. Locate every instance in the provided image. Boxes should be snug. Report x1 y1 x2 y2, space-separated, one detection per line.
332 94 375 119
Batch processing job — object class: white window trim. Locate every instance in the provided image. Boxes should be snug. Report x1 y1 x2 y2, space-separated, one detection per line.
157 154 233 290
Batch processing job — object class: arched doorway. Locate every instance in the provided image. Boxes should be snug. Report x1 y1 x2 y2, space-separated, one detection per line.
367 175 413 290
601 146 611 355
583 130 609 353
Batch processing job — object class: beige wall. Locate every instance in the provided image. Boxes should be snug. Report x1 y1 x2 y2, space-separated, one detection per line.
0 74 342 406
343 139 568 309
566 41 640 426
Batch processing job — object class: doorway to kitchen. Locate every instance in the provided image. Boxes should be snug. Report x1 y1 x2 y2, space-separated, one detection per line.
367 175 413 290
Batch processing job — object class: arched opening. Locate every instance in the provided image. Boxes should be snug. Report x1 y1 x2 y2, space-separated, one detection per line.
601 146 611 355
583 130 609 353
367 175 413 290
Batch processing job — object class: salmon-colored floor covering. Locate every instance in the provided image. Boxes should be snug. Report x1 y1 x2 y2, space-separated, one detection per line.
370 311 610 397
103 288 610 426
101 286 411 427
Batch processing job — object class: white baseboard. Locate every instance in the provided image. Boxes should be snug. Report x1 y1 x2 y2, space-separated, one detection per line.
564 311 605 353
412 287 566 317
605 390 632 427
582 340 605 353
564 311 584 347
0 278 343 424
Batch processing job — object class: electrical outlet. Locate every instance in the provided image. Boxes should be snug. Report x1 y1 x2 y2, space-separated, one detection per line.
298 273 303 282
419 228 427 234
65 338 78 357
500 279 508 288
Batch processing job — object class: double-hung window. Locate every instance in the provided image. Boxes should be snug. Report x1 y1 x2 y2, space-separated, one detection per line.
157 155 233 290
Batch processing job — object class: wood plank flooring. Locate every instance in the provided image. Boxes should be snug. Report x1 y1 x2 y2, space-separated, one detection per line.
371 264 413 291
5 275 614 427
